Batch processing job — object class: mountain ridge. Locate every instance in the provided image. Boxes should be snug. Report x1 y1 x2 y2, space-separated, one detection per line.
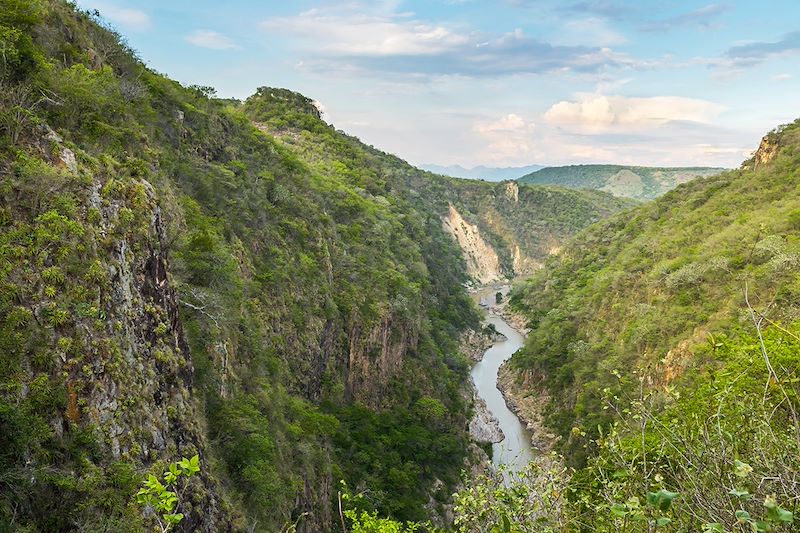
506 120 800 528
421 163 545 181
518 163 727 200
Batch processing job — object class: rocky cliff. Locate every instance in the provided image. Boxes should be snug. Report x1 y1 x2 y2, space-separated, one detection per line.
442 204 503 284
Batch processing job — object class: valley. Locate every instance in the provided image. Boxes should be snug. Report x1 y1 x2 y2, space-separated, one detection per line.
469 285 534 473
518 164 726 200
3 1 800 532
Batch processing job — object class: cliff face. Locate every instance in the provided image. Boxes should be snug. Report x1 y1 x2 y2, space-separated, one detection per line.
435 182 633 282
754 132 782 169
442 204 503 284
1 127 233 529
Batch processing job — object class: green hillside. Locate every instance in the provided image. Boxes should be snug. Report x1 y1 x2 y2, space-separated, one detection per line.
518 164 726 200
507 121 800 529
0 2 631 531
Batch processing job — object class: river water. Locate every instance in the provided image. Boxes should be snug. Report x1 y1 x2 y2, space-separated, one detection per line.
470 290 535 472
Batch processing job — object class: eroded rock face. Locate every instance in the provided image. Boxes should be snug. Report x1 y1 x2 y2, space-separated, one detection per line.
99 184 232 531
470 392 504 444
61 175 231 530
442 204 503 284
504 181 519 202
497 364 556 451
347 311 420 404
754 133 781 169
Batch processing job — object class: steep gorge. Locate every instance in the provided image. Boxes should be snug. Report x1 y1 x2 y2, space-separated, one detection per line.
0 2 633 531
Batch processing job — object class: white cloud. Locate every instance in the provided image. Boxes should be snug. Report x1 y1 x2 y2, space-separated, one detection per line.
472 113 536 162
544 94 725 132
186 30 238 50
555 17 627 47
83 2 151 31
472 113 530 133
773 73 793 81
260 9 468 57
259 7 638 78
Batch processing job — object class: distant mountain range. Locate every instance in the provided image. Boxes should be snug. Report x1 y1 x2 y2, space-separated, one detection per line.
518 164 727 200
421 163 545 181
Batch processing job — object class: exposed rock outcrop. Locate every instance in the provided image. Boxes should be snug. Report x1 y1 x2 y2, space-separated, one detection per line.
347 311 419 404
754 133 781 169
498 364 557 451
504 181 519 202
459 326 495 362
442 203 503 284
470 392 504 443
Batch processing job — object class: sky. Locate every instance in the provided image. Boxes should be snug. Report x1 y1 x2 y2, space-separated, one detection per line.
78 0 800 169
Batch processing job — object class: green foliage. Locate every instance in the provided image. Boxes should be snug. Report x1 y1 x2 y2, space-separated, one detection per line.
511 119 800 464
340 482 427 533
453 458 572 532
0 0 45 80
518 164 725 200
328 402 466 521
135 455 200 532
559 322 800 530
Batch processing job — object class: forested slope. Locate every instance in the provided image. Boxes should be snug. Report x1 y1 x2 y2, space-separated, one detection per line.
507 121 800 529
518 164 724 200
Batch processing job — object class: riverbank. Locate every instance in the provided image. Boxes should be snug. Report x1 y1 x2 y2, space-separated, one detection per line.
497 364 557 451
479 286 557 452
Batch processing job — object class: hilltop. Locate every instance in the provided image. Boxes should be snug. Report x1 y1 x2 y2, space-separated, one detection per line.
518 164 726 200
421 163 545 182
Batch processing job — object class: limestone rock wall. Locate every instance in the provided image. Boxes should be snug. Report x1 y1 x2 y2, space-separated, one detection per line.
442 204 503 284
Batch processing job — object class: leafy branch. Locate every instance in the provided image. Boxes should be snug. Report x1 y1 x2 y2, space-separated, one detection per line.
136 454 201 533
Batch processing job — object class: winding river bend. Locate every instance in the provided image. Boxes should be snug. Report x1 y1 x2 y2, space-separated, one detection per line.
471 290 535 472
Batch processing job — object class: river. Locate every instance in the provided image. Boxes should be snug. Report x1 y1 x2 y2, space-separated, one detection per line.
470 287 535 472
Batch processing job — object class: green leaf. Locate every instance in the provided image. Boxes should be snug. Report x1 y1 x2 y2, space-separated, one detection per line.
146 474 165 494
735 510 751 522
164 470 178 484
655 517 672 527
647 489 679 512
179 454 201 476
611 503 627 517
733 460 753 478
777 508 794 523
701 523 724 532
729 488 751 500
163 513 185 525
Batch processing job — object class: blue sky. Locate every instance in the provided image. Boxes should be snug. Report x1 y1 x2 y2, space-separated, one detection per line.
79 0 800 168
